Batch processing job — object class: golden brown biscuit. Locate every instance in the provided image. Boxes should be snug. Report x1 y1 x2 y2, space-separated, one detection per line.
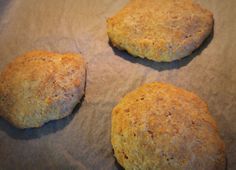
0 51 86 128
112 82 225 170
107 0 213 62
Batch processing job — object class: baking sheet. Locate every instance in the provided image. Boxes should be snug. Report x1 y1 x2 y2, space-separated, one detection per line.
0 0 235 169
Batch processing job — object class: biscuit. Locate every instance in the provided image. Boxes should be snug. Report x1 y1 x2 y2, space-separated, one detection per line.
107 0 213 62
111 82 225 170
0 51 86 128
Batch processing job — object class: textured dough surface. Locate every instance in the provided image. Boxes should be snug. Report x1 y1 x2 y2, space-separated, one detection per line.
111 82 225 170
0 51 86 128
107 0 213 62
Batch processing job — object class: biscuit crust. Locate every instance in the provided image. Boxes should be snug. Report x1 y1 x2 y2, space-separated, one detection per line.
107 0 213 62
0 51 86 128
111 82 225 170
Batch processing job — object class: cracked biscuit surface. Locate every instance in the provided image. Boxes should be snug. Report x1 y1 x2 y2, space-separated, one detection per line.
111 82 225 170
107 0 213 62
0 51 86 128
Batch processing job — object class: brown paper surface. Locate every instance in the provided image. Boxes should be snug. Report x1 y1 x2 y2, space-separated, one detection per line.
0 0 235 169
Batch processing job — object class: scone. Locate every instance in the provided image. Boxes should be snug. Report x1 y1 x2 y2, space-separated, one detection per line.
107 0 213 62
0 51 86 128
111 82 225 170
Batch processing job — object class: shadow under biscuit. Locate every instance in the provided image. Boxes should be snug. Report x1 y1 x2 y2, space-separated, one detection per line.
0 95 85 140
226 156 228 170
111 148 124 170
110 29 214 72
0 0 11 15
114 159 124 170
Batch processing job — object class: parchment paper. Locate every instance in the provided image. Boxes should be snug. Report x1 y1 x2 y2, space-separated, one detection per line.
0 0 235 169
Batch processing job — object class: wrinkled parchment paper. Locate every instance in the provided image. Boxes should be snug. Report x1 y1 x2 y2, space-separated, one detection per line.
0 0 235 169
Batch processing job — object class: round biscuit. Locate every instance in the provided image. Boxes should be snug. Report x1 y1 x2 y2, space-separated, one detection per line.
111 82 225 170
0 51 86 128
107 0 213 62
